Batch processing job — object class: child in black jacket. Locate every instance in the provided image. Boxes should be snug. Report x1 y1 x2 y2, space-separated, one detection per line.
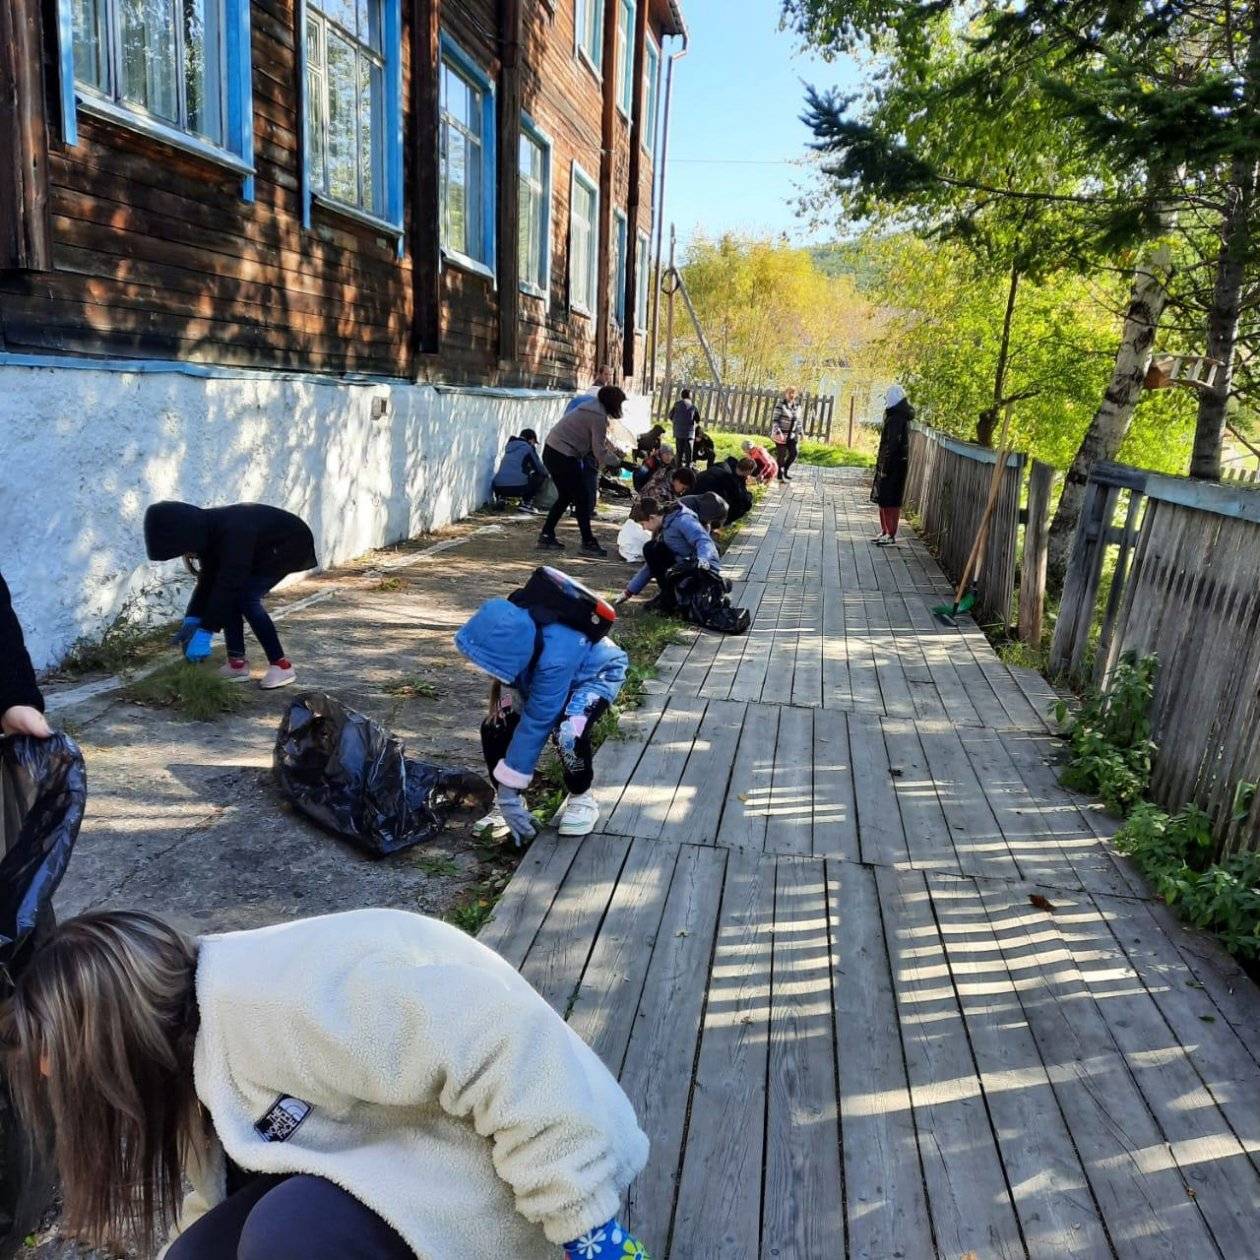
144 502 317 689
0 570 51 737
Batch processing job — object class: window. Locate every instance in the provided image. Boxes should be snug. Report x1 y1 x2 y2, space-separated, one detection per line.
61 0 254 182
643 34 660 156
440 37 497 272
569 163 598 315
575 0 602 74
612 209 627 325
299 0 401 233
615 0 635 117
635 230 651 331
519 116 552 299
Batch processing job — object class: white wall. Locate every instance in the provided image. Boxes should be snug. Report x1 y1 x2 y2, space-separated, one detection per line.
0 359 614 669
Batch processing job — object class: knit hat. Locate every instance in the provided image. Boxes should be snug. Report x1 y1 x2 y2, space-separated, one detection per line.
679 492 729 524
886 383 907 409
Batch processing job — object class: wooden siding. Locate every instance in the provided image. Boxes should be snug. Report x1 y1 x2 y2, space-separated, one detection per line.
0 0 666 386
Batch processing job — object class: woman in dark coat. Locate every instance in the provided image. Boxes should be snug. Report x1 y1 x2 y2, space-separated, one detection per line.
871 384 913 546
0 571 51 738
144 502 317 689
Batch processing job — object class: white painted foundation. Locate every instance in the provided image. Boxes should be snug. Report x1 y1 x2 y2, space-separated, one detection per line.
0 357 650 670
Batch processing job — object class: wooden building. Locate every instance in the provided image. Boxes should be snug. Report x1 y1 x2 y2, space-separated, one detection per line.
0 0 685 386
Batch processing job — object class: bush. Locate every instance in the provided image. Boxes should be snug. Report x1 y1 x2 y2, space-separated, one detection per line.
124 661 250 721
1056 652 1158 815
1116 802 1260 959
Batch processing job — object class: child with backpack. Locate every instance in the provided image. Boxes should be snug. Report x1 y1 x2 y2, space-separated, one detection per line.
454 568 627 843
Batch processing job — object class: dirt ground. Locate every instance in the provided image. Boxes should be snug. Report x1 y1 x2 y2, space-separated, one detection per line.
19 496 644 1258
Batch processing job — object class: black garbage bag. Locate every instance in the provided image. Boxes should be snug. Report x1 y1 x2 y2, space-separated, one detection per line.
274 693 492 857
665 561 751 635
0 732 86 1258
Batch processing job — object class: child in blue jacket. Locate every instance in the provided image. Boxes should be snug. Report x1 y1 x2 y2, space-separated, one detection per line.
455 596 628 843
616 491 728 612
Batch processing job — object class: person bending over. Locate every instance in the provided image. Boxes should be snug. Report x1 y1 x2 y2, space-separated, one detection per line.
2 908 653 1260
741 439 778 484
694 458 755 524
493 429 548 512
616 492 728 612
0 570 51 738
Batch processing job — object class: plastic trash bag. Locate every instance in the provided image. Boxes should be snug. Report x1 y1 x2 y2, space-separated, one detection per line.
274 693 492 857
665 561 751 635
0 732 85 1258
0 732 86 980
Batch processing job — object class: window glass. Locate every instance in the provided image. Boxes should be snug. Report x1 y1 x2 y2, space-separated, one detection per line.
519 130 549 292
441 54 489 262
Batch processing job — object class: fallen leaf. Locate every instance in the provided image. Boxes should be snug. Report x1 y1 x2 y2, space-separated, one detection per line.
1029 894 1057 913
1186 1186 1197 1200
738 793 749 803
1186 979 1205 990
1199 1014 1216 1023
675 930 689 939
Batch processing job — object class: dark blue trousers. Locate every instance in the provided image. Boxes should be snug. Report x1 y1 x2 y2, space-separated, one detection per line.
223 576 285 663
165 1174 413 1260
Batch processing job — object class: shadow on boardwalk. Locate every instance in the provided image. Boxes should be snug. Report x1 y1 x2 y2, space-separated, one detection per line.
480 467 1260 1260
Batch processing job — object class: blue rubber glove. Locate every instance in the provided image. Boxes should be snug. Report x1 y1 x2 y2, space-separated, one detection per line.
564 1220 649 1259
495 785 538 846
171 616 201 647
184 628 214 662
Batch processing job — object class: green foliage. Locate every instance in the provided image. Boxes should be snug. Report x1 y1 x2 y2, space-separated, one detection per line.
124 661 250 721
1116 802 1260 960
386 675 441 699
1057 652 1158 814
446 895 497 936
58 608 171 675
417 854 460 878
707 430 872 469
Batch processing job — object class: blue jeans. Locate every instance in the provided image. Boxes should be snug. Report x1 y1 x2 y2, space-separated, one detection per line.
223 577 285 663
165 1174 412 1260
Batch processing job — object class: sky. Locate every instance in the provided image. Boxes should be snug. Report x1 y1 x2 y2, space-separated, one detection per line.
660 0 862 252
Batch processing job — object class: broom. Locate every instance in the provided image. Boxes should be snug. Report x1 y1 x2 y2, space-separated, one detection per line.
933 403 1015 627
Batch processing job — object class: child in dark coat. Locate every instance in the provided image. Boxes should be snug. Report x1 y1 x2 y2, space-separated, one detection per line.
455 582 628 841
0 570 51 738
144 501 317 689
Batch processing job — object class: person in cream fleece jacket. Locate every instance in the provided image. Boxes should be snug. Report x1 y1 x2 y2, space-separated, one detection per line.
3 908 652 1260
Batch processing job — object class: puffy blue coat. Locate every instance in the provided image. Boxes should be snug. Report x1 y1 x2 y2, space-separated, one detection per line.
626 503 721 595
454 599 628 786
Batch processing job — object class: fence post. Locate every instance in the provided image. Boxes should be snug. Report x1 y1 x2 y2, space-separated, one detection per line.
847 395 855 449
1019 460 1053 646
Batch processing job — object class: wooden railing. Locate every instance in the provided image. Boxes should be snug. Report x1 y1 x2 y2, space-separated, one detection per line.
904 423 1025 630
653 383 836 442
1051 461 1260 856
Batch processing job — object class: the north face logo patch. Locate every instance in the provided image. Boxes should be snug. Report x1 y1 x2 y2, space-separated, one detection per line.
255 1096 312 1142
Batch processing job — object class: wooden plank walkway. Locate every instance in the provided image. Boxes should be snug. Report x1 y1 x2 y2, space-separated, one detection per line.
479 466 1260 1259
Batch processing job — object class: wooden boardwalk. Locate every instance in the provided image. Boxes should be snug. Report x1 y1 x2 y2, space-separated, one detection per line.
480 467 1260 1259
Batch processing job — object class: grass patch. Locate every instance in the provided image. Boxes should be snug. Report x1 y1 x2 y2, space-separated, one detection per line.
386 675 441 700
446 896 497 935
375 575 405 592
418 854 460 878
997 639 1049 673
123 661 250 721
58 611 171 676
706 429 873 470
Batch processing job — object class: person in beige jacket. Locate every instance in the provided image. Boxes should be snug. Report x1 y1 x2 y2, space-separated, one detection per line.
3 908 652 1260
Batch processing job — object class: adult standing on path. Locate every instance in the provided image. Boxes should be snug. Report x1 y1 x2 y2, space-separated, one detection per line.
1 570 52 738
539 387 626 557
669 389 700 467
771 386 803 482
871 383 913 546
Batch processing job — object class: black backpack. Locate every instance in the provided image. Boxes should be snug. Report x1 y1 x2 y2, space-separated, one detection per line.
508 566 617 644
665 561 751 635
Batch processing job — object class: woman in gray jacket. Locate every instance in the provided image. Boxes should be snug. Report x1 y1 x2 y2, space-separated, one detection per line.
771 386 803 482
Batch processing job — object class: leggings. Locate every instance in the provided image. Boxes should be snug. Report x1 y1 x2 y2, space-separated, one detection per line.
775 438 799 478
223 577 285 664
481 692 611 795
879 506 901 538
165 1174 412 1260
541 447 597 544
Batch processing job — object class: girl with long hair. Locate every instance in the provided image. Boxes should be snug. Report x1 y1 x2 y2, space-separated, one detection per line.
3 909 652 1259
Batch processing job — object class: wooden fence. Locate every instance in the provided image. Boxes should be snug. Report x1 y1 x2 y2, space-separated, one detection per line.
903 423 1025 630
653 383 835 442
1050 461 1260 856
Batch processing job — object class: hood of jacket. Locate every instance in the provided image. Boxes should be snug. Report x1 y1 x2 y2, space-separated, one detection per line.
678 491 729 524
884 397 915 426
145 501 210 560
454 599 539 684
504 436 533 457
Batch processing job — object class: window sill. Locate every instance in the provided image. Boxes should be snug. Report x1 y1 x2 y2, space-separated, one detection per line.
577 48 603 83
76 94 253 180
519 281 549 302
442 247 496 283
311 191 403 240
571 303 593 320
616 102 631 123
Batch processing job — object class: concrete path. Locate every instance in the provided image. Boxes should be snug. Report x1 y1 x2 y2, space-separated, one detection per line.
479 466 1260 1260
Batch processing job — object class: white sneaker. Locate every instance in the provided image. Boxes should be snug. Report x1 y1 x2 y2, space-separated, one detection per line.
474 807 512 841
217 659 251 682
558 792 600 836
870 533 889 545
259 663 296 690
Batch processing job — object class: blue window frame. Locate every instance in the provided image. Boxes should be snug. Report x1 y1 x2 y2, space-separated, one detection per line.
575 0 603 76
635 229 651 331
615 0 635 118
519 114 553 301
643 33 660 157
57 0 255 196
613 209 628 325
439 34 497 276
569 161 598 316
300 0 403 237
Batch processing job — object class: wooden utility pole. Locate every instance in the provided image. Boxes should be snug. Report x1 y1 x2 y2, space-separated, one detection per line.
662 226 677 415
847 395 855 449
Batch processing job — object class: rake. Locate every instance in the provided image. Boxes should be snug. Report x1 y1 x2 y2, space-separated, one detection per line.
933 403 1015 627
